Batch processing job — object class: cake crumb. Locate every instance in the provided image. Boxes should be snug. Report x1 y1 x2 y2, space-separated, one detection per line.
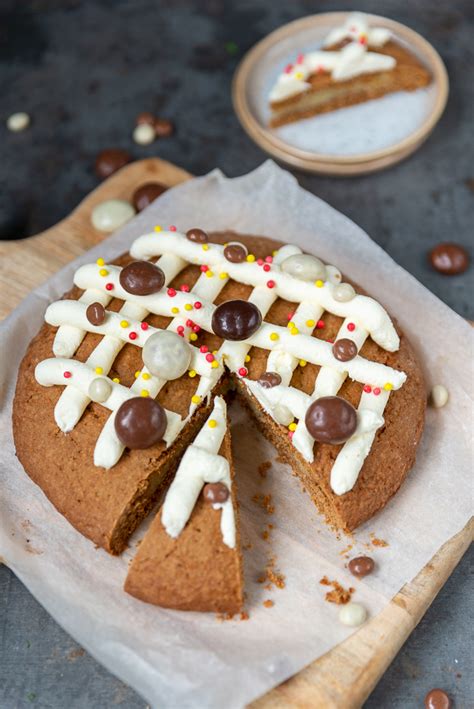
275 454 285 464
252 493 275 514
240 611 249 621
263 600 274 608
257 575 266 584
370 533 389 547
261 530 270 541
258 460 272 478
339 543 353 557
319 576 354 604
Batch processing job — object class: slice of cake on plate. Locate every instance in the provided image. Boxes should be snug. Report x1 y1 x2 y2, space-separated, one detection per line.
268 12 431 128
125 396 244 613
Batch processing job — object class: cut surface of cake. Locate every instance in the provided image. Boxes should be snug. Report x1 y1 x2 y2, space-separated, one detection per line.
268 13 432 128
125 397 244 613
14 227 425 611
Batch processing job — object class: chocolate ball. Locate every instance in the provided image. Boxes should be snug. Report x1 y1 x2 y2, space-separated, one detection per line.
305 396 357 444
258 372 282 388
429 242 469 275
186 227 209 244
203 482 229 503
119 261 165 295
223 242 248 263
211 300 262 341
132 182 167 212
424 689 452 709
86 302 106 326
114 397 167 449
155 118 174 137
348 556 375 578
332 338 358 362
95 149 131 179
136 111 155 127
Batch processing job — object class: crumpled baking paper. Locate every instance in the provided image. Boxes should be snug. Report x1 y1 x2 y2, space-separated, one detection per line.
0 161 472 709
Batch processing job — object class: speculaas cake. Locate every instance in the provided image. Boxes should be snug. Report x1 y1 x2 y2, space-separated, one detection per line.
269 13 431 128
13 227 425 612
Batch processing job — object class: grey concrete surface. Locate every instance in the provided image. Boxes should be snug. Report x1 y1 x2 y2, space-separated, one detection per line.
0 0 472 707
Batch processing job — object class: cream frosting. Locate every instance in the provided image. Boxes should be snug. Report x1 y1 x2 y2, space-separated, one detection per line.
269 13 394 104
161 397 235 548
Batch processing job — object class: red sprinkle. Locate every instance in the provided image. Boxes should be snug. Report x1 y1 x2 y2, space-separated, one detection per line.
169 225 177 231
200 264 209 272
194 301 202 309
200 345 208 353
186 319 194 327
265 256 273 263
284 63 293 74
192 325 200 333
180 284 190 292
373 387 381 396
287 311 295 321
288 430 294 440
178 331 184 337
129 332 138 340
359 36 367 45
266 280 276 289
205 353 215 363
316 320 325 329
105 283 114 291
167 288 176 297
177 325 185 334
140 322 149 330
63 371 72 379
263 264 271 272
257 258 264 266
296 52 304 64
347 322 356 332
238 367 248 377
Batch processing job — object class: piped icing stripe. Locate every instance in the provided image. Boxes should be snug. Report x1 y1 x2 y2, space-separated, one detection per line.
161 397 235 548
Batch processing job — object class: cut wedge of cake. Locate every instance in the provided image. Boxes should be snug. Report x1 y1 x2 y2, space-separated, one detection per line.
125 397 244 613
269 13 432 128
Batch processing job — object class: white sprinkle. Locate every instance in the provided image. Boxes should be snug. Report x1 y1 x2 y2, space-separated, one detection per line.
339 602 367 627
7 112 30 132
133 123 156 145
430 384 449 408
91 199 135 232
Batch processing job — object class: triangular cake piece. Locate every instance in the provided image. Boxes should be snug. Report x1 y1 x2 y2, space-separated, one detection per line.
125 397 243 613
268 13 431 127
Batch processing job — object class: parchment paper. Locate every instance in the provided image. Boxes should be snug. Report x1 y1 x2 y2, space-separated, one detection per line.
0 162 472 709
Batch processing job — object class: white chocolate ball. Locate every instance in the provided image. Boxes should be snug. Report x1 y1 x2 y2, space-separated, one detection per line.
7 112 30 132
89 377 112 402
333 282 356 302
280 254 327 282
91 199 135 232
133 123 156 145
273 404 294 427
430 384 449 408
142 331 192 380
339 602 367 627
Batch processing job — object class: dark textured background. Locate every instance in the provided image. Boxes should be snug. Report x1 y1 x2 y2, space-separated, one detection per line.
1 1 472 707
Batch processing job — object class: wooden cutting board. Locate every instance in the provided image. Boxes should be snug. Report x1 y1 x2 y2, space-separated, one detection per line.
1 157 472 709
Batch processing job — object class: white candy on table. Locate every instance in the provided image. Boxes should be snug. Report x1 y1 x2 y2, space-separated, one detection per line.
430 384 449 408
7 112 30 132
91 200 135 232
142 330 192 380
338 602 368 627
133 123 156 145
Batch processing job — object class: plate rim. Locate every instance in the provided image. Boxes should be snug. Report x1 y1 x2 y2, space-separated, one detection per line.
232 11 449 171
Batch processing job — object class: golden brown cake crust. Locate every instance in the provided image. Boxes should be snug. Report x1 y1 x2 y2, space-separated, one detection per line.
269 40 432 127
13 232 425 564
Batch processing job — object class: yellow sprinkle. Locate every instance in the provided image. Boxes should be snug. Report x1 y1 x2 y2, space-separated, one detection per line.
202 244 209 251
245 355 251 363
96 257 105 266
212 350 218 355
188 369 197 378
208 419 217 428
288 321 295 328
99 268 108 277
205 270 214 278
315 279 324 288
171 307 180 314
140 389 149 397
246 254 255 263
191 395 201 404
306 319 315 328
112 377 120 383
154 225 162 232
219 272 229 280
384 382 393 391
94 366 103 375
290 327 299 336
211 360 219 369
134 370 141 379
142 372 151 380
270 332 279 341
184 303 193 311
288 422 297 432
299 359 307 367
189 333 198 341
120 320 129 328
295 71 303 80
272 250 278 257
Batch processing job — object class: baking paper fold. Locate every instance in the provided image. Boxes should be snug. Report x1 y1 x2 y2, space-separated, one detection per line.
0 161 472 709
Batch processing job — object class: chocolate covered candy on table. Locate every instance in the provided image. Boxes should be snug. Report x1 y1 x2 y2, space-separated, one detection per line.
86 301 106 326
133 123 156 145
114 397 167 449
135 111 156 126
348 556 375 578
94 148 131 179
212 299 262 341
338 602 367 627
429 242 469 275
91 199 135 232
186 227 209 244
424 689 452 709
203 482 229 503
132 182 167 212
154 118 174 137
119 260 165 295
305 396 357 445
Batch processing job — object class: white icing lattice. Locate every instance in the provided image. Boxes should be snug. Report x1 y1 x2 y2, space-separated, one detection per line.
34 228 406 495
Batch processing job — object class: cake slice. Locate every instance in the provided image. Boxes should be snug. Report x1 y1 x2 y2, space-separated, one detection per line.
269 13 431 128
124 397 244 613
